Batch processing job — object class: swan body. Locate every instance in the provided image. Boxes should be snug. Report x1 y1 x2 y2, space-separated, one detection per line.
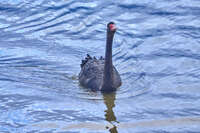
79 22 122 92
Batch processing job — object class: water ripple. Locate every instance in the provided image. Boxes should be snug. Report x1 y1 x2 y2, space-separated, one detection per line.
1 0 200 132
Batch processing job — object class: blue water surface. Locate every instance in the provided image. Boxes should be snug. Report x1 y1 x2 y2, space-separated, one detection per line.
0 0 200 132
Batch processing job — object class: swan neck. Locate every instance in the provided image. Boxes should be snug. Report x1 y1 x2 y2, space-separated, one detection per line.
101 31 115 91
105 31 114 66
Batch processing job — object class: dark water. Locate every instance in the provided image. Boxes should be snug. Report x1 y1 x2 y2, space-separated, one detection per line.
0 0 200 132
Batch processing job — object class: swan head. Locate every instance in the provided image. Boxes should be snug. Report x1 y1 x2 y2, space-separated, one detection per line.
107 22 117 33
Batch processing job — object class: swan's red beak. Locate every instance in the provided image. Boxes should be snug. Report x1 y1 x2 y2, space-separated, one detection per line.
109 24 117 31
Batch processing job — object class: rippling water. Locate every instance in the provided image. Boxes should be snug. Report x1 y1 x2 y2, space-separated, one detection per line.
0 0 200 132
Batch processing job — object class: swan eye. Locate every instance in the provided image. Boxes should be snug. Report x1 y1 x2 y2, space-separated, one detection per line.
109 24 116 31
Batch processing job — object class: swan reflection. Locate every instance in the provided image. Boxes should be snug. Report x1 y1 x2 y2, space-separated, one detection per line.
103 92 118 133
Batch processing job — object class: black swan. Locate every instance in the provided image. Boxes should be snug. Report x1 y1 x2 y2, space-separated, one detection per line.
79 22 122 92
